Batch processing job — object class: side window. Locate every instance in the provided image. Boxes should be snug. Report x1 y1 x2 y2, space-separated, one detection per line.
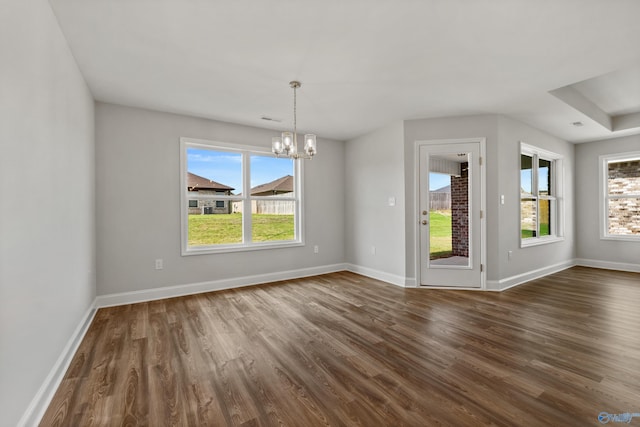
601 153 640 240
520 143 563 246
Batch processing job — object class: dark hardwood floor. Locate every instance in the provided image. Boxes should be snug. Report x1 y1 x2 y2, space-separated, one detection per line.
41 267 640 426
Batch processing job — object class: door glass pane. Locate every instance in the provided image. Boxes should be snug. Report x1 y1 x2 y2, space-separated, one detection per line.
429 153 469 267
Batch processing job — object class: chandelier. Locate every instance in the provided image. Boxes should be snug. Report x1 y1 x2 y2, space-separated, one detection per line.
271 81 316 159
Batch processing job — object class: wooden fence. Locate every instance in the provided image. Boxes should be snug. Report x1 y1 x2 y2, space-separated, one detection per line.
430 193 451 210
233 200 295 215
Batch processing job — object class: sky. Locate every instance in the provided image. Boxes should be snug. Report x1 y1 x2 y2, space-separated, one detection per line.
430 170 549 193
520 168 549 194
187 148 293 193
187 149 547 195
429 173 451 191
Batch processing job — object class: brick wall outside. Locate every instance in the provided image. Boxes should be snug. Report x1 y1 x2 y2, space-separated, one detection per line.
451 162 469 257
188 190 232 214
608 160 640 235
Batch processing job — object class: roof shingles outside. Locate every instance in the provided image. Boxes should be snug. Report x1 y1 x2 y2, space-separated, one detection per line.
187 172 234 192
250 175 293 196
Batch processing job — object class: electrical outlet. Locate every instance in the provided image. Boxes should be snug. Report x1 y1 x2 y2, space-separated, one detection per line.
155 259 163 270
314 245 319 254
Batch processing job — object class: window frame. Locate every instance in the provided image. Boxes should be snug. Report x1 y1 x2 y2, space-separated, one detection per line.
519 142 564 248
180 137 304 256
599 151 640 242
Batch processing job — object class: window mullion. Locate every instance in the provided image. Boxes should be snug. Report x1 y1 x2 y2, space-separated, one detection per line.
533 154 539 237
242 151 252 243
295 156 302 240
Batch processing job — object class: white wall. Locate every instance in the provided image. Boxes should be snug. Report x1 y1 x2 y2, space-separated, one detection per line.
496 116 575 282
95 103 344 296
0 1 96 425
575 134 640 269
344 122 406 284
403 115 499 282
402 114 575 288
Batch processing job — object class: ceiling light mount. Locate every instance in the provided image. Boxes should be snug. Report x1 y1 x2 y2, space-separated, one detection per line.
271 81 316 160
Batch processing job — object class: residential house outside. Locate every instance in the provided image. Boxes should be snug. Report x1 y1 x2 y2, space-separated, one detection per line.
187 172 234 214
233 175 294 214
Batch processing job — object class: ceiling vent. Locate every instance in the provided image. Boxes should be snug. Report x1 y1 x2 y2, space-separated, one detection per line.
261 116 282 123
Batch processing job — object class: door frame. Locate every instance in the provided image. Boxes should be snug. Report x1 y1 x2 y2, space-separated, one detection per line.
414 137 487 289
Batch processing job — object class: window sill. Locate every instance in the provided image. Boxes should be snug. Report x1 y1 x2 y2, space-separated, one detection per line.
182 240 304 256
181 241 304 256
520 236 564 248
600 235 640 242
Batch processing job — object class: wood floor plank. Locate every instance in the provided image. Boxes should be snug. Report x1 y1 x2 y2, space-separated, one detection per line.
41 266 640 426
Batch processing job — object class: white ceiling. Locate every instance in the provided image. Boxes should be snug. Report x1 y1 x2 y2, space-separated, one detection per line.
572 63 640 116
48 0 640 143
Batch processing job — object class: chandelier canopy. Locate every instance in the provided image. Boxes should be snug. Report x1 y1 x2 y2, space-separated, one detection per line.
271 81 316 159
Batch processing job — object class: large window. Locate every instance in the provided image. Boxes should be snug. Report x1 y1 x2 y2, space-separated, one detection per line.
600 152 640 241
520 143 563 247
180 138 302 255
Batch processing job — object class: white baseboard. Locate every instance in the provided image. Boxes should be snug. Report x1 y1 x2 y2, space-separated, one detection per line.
24 258 637 426
18 303 97 427
486 259 576 292
22 258 638 425
575 258 640 273
95 263 348 308
344 263 408 287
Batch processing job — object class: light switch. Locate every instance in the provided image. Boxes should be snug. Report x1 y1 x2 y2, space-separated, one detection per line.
388 197 396 207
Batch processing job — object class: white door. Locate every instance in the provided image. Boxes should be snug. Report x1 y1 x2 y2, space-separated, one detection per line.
419 141 483 288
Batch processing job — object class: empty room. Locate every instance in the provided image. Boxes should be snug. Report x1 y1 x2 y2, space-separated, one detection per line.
2 1 640 426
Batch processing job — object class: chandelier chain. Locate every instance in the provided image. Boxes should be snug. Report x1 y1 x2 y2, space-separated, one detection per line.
293 84 297 142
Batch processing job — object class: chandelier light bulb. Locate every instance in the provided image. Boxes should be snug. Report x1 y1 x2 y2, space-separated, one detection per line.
272 137 283 155
304 134 316 156
282 132 293 153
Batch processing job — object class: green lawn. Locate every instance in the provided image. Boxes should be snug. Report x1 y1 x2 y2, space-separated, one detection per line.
429 210 452 259
190 211 457 253
251 214 295 242
521 224 550 239
188 213 294 246
429 212 552 256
